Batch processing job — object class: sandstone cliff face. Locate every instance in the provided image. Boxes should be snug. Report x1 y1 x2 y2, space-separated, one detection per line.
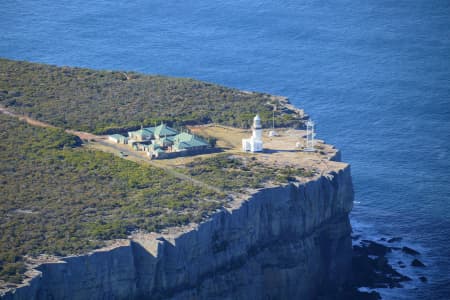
2 165 354 300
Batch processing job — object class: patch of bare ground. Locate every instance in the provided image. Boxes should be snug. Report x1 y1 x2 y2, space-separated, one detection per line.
188 124 345 176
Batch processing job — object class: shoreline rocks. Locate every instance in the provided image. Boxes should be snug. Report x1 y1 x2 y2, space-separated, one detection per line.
343 236 426 299
402 246 421 256
411 258 426 267
387 237 402 243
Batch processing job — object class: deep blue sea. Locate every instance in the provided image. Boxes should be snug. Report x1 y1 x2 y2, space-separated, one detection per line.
1 0 449 298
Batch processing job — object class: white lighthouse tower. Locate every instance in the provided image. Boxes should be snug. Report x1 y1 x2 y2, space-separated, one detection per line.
242 114 263 152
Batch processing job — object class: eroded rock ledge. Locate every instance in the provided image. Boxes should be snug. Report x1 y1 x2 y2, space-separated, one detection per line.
2 164 354 300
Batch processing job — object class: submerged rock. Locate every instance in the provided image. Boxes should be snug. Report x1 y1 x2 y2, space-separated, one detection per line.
359 240 391 257
411 258 426 267
352 234 361 241
402 246 420 256
387 237 402 243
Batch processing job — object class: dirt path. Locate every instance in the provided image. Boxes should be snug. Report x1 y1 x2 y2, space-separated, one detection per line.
0 105 105 141
1 105 223 194
0 105 56 129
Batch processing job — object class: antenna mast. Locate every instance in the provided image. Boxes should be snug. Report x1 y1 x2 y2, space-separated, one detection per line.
272 104 276 129
268 104 278 137
304 119 315 152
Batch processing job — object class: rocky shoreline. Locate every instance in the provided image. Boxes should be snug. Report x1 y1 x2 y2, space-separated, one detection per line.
342 236 426 300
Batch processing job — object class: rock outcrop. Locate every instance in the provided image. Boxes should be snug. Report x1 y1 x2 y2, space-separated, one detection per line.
2 165 354 300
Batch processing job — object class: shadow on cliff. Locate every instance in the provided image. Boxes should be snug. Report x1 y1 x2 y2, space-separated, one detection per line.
131 237 199 300
131 240 161 299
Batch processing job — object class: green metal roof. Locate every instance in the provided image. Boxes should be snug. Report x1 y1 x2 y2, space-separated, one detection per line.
159 136 176 143
138 129 153 135
128 128 153 138
174 132 192 143
174 132 208 149
153 124 178 137
109 134 126 139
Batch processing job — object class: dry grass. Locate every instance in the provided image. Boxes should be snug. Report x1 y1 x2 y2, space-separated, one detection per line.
90 124 344 178
187 125 344 175
189 125 249 150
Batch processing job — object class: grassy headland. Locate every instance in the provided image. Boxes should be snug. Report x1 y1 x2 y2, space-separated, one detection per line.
0 59 304 134
0 115 226 283
0 59 313 286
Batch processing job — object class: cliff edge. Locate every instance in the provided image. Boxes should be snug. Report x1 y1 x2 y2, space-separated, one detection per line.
2 159 353 299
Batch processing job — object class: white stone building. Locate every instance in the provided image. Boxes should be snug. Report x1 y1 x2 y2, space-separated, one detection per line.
242 114 263 152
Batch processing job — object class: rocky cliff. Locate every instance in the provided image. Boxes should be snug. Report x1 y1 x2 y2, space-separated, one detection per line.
2 164 354 300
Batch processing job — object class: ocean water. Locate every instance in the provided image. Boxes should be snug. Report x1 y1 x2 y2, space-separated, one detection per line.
1 0 449 298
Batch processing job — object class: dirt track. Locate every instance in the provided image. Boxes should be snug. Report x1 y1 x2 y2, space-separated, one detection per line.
0 105 105 141
1 105 223 194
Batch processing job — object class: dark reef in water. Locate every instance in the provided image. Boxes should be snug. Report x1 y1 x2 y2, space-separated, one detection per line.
322 236 427 300
352 240 411 289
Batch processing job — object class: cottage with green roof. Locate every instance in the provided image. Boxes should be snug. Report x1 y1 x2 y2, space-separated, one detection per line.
128 128 153 142
112 123 210 159
172 132 209 152
108 134 128 144
152 123 178 139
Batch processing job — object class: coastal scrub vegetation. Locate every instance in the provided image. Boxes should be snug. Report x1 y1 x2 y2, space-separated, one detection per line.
0 115 225 284
179 154 316 192
0 59 305 134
